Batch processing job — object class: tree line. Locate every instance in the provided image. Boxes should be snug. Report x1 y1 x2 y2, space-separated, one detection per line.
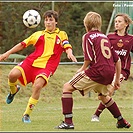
0 2 114 60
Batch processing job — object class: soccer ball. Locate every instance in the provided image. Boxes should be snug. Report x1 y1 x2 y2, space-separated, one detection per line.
23 9 41 28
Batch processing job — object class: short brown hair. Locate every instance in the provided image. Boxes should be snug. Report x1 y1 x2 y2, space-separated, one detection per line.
83 11 102 31
115 13 133 33
43 10 58 22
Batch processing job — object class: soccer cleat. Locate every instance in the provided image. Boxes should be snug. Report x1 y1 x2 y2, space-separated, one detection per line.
22 114 31 123
91 114 100 122
55 121 74 129
116 119 131 128
6 85 20 104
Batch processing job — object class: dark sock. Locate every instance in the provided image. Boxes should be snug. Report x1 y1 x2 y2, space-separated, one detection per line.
106 98 123 120
95 102 106 117
62 92 73 124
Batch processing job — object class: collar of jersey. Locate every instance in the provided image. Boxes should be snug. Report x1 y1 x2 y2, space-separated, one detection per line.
44 28 60 34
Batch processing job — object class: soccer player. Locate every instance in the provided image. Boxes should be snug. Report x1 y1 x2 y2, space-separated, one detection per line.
0 10 77 123
91 13 133 124
55 11 131 129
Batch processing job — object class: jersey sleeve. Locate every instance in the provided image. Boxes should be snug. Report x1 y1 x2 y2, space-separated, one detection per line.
82 34 93 61
59 31 72 50
21 32 40 48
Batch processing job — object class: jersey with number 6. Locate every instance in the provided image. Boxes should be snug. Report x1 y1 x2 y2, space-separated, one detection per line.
82 30 119 85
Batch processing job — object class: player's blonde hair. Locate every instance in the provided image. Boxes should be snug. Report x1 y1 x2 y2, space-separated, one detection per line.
83 11 102 32
115 13 133 33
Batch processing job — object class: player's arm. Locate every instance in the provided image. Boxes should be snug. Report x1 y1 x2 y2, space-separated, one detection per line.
61 31 77 62
65 48 77 62
131 47 133 53
111 46 121 89
114 58 121 90
76 34 91 73
76 60 90 73
0 43 24 61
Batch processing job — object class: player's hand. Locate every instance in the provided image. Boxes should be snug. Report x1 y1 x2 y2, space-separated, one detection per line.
66 48 77 62
76 67 84 74
0 52 10 61
114 79 120 90
67 54 77 62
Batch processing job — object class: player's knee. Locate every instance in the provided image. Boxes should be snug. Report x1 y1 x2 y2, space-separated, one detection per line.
63 82 74 92
98 95 102 100
8 70 18 80
98 93 106 100
63 82 68 88
33 83 43 90
8 68 21 81
109 89 115 97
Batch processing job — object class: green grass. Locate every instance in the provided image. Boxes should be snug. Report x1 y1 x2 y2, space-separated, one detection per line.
0 65 133 132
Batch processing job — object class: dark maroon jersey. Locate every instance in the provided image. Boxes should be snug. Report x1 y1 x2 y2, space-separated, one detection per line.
82 30 119 85
107 32 133 80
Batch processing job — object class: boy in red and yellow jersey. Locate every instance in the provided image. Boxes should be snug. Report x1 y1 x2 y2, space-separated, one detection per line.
0 10 77 123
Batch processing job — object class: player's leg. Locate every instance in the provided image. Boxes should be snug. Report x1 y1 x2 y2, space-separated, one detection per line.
56 71 92 129
22 76 46 123
55 82 75 129
91 74 124 122
91 86 115 122
101 95 131 128
6 67 21 104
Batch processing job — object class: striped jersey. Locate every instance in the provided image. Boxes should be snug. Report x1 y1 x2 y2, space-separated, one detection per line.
82 30 119 85
21 28 72 74
107 32 133 79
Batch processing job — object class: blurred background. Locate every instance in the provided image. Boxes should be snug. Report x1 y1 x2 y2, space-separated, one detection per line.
0 1 133 61
0 2 133 131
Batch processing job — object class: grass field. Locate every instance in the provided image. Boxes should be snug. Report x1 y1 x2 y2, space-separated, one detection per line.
0 64 133 132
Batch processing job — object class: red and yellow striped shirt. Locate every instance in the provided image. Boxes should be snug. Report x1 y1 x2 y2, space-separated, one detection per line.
21 28 72 73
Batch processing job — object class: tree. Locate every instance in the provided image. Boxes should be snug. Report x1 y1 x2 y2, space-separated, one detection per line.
0 1 114 60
